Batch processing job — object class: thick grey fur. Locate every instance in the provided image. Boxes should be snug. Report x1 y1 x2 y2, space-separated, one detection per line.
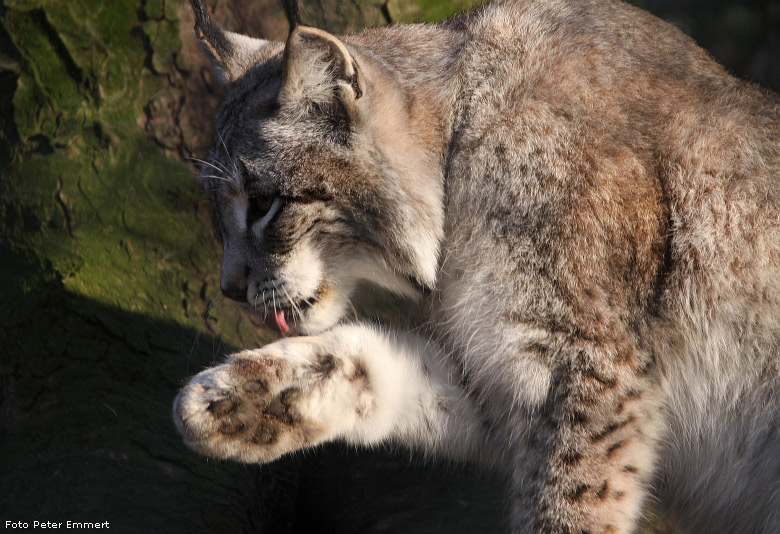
174 1 780 533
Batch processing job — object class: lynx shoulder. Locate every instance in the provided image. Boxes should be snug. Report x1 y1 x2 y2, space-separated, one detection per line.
174 1 780 532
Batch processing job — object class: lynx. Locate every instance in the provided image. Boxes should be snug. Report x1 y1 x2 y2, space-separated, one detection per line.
173 0 780 532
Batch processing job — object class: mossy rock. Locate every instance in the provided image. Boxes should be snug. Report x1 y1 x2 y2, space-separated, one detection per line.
387 0 486 23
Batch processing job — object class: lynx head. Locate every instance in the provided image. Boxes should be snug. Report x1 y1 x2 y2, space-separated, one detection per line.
189 0 444 334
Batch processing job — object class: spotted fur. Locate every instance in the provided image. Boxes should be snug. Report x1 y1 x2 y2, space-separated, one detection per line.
175 1 780 532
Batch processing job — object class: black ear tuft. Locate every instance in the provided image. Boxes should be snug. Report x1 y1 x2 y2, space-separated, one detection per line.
190 0 210 30
279 0 301 31
190 0 233 59
189 0 269 83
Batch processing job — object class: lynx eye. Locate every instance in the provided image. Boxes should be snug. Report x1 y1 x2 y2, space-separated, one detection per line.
248 195 273 221
247 195 283 229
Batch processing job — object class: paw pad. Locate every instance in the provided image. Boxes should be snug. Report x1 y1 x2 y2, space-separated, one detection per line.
242 379 267 393
175 339 373 463
208 398 237 416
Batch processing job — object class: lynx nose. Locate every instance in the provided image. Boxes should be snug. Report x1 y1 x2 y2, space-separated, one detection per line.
220 265 248 303
220 246 249 303
221 280 247 302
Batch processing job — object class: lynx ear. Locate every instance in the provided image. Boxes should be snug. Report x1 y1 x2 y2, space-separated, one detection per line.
190 0 269 83
279 26 365 107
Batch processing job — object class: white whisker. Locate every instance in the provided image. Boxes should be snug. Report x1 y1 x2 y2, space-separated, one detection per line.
200 174 234 184
218 132 231 160
186 156 227 175
281 285 304 325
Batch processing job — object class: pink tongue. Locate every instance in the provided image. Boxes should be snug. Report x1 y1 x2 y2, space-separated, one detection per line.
265 309 290 334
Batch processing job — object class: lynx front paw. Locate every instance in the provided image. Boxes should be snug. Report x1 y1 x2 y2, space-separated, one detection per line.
173 337 372 463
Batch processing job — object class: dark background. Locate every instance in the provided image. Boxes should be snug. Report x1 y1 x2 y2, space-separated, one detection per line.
1 1 777 532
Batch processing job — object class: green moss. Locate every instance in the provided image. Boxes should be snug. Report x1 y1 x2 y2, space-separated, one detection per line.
387 0 486 23
5 8 90 142
143 17 181 75
0 1 261 526
144 0 164 20
1 0 223 333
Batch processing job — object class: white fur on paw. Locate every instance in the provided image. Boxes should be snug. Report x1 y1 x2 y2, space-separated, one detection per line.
173 338 372 463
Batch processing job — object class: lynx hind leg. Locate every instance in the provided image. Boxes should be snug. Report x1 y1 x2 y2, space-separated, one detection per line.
173 337 372 463
512 342 663 534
